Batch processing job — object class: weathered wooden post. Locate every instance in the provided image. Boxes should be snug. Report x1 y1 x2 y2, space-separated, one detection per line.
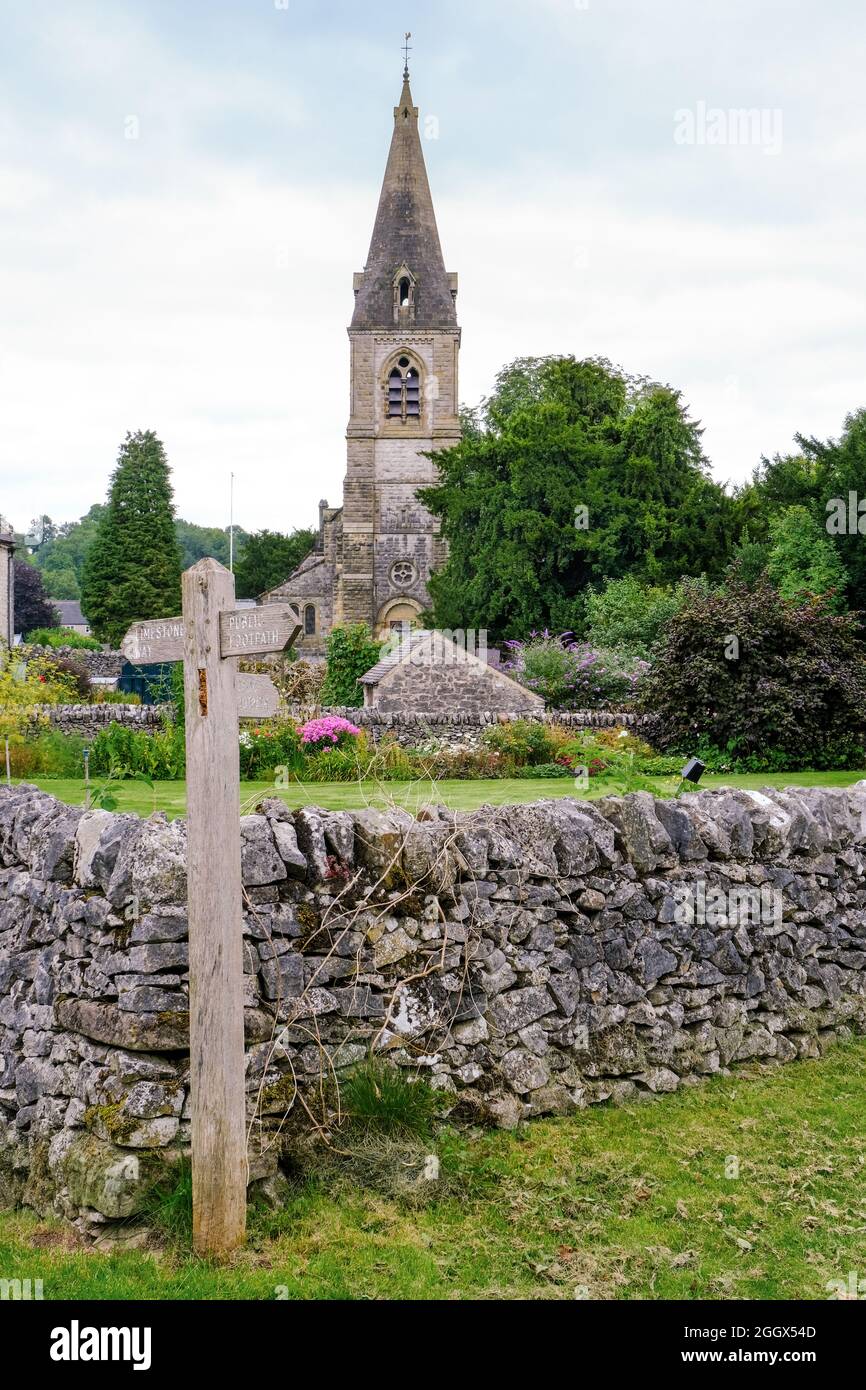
183 558 247 1254
121 559 301 1256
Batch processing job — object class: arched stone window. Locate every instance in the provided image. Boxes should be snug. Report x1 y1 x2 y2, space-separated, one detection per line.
386 356 421 421
392 266 416 323
304 604 316 636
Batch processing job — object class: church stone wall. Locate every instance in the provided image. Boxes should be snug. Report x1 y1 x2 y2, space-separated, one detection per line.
2 781 866 1230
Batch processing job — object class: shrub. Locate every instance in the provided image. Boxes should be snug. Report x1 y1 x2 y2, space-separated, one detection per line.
0 648 88 730
585 575 681 659
89 719 185 779
49 655 91 700
503 632 648 709
92 688 141 705
6 731 88 779
482 719 557 766
638 577 866 764
320 625 382 707
27 627 101 651
274 657 326 708
415 746 507 780
238 720 305 780
512 761 573 778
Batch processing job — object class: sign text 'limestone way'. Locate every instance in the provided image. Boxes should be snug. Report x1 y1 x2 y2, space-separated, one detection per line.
120 617 184 664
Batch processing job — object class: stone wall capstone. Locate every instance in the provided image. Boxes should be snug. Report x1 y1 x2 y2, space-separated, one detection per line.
2 780 865 1232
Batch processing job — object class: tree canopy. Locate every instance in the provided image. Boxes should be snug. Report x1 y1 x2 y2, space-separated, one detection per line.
234 528 316 600
766 505 848 610
29 505 106 600
13 558 59 636
734 408 866 613
80 430 182 647
421 356 736 642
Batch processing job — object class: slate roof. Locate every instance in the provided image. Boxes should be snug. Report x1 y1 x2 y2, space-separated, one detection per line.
54 600 87 627
360 628 433 685
350 74 457 331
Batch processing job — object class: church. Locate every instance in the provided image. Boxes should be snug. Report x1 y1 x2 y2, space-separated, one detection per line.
266 59 461 651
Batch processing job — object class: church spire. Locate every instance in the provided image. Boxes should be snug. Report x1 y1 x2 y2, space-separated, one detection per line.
350 49 457 331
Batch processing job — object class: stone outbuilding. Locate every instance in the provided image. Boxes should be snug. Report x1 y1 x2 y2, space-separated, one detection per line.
359 629 544 714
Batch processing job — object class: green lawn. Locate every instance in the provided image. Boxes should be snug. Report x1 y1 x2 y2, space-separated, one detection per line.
11 768 866 818
2 1039 864 1300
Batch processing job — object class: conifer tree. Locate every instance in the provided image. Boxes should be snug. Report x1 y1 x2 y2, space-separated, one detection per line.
81 430 182 647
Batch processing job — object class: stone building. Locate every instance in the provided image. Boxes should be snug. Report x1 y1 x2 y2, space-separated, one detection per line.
358 630 544 715
0 520 14 647
267 62 461 652
52 599 91 636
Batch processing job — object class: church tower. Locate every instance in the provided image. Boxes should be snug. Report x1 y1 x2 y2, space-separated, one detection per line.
336 59 461 636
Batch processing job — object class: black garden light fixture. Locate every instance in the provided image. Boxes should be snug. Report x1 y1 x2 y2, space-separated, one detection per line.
675 756 706 798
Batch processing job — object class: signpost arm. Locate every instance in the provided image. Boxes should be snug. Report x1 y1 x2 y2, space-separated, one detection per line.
182 558 247 1255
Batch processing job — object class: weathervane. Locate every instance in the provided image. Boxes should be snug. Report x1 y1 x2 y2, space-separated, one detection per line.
402 31 412 78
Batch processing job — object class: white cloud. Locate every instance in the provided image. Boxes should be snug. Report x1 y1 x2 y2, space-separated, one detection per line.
0 0 864 541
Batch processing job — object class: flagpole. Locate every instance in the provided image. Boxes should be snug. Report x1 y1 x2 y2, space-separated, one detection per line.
229 472 234 573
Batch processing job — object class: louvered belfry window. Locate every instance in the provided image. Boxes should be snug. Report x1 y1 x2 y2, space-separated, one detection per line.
386 357 421 421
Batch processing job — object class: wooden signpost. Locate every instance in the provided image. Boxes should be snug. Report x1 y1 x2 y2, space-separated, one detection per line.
122 560 301 1255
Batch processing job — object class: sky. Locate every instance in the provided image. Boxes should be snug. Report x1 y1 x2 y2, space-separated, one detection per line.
1 0 864 537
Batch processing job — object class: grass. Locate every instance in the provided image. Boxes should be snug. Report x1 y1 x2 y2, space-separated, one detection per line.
339 1061 441 1138
9 768 866 818
1 1039 865 1300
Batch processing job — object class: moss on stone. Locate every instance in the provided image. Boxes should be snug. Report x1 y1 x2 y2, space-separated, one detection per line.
84 1100 144 1147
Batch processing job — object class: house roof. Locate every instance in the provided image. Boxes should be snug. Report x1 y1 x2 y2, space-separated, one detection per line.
54 600 87 627
360 628 434 685
360 630 541 708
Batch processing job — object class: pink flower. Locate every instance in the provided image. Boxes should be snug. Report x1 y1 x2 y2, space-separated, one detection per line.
300 715 362 746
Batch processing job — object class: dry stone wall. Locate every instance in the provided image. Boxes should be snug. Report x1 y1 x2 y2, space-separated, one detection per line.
314 708 648 747
25 646 124 679
13 705 645 747
14 704 168 740
2 780 866 1232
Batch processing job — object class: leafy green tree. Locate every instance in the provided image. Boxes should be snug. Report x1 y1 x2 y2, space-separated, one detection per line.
81 431 182 647
799 408 866 613
766 505 848 610
320 625 382 706
234 528 316 599
422 356 735 642
31 504 106 600
175 518 249 570
585 575 682 659
733 410 866 613
724 529 770 588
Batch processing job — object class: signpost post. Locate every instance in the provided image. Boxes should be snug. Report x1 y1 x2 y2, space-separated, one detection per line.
122 559 301 1255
